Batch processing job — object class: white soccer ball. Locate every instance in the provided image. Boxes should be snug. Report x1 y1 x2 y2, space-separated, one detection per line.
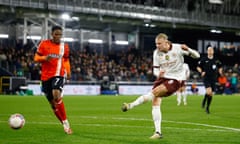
8 113 25 129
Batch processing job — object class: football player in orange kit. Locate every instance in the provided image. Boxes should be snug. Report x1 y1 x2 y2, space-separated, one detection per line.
34 25 72 134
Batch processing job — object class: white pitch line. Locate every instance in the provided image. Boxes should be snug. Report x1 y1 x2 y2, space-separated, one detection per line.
0 120 233 132
165 120 240 132
116 117 240 132
1 115 240 133
76 116 240 132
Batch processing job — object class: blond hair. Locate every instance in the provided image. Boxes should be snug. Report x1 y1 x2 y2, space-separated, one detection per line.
155 33 168 40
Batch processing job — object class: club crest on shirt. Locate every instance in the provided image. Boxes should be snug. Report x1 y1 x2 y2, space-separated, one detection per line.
165 55 169 60
212 64 216 70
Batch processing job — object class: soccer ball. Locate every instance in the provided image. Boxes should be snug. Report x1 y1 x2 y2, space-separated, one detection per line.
8 113 25 129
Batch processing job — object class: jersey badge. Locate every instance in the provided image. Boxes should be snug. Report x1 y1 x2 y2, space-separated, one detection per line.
165 55 170 60
212 64 216 69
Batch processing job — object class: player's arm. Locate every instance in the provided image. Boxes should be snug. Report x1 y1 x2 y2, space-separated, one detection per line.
186 64 190 79
153 50 160 77
63 58 71 80
34 52 48 62
196 66 202 73
196 66 205 77
153 50 164 78
63 44 71 80
34 41 52 62
217 60 223 76
181 44 200 59
196 61 205 77
218 67 223 76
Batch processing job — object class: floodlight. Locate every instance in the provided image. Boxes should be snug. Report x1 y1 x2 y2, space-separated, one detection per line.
27 35 41 40
0 34 9 38
115 40 129 45
61 13 70 20
208 0 223 4
88 39 103 44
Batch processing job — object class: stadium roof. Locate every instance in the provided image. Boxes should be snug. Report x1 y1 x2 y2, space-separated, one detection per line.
0 0 239 33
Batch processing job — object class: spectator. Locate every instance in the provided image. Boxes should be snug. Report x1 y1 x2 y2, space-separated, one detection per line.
230 73 238 94
224 80 232 95
0 49 7 68
217 73 227 94
191 81 199 94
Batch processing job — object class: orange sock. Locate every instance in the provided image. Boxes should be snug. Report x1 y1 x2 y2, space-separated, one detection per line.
56 99 67 121
54 108 63 123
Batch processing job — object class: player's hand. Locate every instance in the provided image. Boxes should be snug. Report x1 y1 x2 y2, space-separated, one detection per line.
159 70 165 77
201 72 205 77
66 74 71 80
66 79 70 84
181 44 189 51
45 55 53 61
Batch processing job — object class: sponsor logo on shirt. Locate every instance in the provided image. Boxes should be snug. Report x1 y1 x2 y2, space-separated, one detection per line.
48 53 63 58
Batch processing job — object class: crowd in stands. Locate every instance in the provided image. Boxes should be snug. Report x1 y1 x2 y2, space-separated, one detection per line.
0 44 155 82
0 42 240 94
69 46 155 82
216 63 239 95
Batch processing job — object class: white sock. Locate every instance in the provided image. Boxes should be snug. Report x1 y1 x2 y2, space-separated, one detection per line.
129 92 153 109
62 119 70 129
176 92 181 105
152 106 161 134
183 92 187 104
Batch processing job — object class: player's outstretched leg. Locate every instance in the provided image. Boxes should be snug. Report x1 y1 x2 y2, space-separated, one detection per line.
121 103 130 112
121 93 153 112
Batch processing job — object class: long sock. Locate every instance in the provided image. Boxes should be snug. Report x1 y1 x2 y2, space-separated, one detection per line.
56 99 67 121
202 94 208 108
182 91 187 105
54 107 63 123
62 119 70 129
206 95 212 110
129 92 153 109
152 106 161 134
176 92 181 105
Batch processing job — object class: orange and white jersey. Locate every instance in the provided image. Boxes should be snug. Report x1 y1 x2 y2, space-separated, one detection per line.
35 40 70 81
153 43 195 81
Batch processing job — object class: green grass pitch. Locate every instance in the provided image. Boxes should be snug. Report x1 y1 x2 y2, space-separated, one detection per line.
0 94 240 144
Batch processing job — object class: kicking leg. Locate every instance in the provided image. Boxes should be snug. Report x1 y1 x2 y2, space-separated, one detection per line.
121 92 154 112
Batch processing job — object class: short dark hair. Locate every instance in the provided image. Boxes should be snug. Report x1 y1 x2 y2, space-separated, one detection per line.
51 25 62 32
